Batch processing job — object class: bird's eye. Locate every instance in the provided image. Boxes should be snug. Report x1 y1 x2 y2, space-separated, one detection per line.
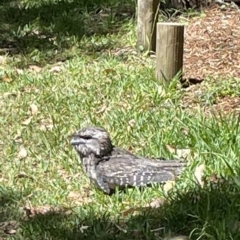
80 135 92 140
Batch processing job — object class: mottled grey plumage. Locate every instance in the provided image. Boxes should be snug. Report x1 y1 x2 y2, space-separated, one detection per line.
70 126 185 194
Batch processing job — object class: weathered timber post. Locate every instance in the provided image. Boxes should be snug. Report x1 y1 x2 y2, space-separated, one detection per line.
136 0 159 52
155 23 184 86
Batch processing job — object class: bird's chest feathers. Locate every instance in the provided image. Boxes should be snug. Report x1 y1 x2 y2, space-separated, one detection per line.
82 155 99 180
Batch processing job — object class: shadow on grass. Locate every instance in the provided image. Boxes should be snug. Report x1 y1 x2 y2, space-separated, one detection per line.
2 181 240 239
0 0 135 66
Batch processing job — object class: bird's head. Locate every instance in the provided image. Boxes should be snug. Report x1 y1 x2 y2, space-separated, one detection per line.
70 126 113 158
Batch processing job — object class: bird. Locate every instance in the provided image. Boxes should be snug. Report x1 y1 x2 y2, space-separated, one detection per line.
70 126 185 194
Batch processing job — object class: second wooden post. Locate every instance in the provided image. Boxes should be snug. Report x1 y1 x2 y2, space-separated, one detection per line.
155 23 184 86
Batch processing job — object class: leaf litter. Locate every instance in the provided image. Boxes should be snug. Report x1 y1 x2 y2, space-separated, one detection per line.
181 4 240 116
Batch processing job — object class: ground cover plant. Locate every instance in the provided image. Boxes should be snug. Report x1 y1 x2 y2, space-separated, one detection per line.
1 0 240 239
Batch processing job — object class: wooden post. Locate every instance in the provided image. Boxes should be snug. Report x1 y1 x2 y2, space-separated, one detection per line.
136 0 159 52
155 23 184 86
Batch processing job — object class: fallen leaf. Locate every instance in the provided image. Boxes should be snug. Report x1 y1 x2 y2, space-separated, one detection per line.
65 210 72 215
207 173 220 183
67 191 82 200
0 55 7 64
79 225 89 233
49 65 63 73
3 92 17 98
166 145 194 160
2 76 12 82
127 119 136 132
22 116 33 125
96 105 107 114
163 181 175 193
24 205 61 217
157 85 166 96
57 168 71 182
13 130 23 143
194 163 205 188
0 221 19 235
16 147 28 160
180 127 189 135
118 101 128 109
67 190 93 205
29 65 42 73
232 220 240 233
189 192 201 203
39 118 53 131
163 236 190 240
128 119 135 128
16 69 24 75
30 103 38 115
103 68 117 75
121 207 142 216
205 173 226 186
16 172 34 181
5 229 17 234
147 197 165 208
115 224 127 233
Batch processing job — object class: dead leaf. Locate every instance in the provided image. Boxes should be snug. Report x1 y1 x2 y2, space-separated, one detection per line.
127 119 136 131
24 205 61 217
166 145 194 160
0 221 19 235
22 116 33 125
57 168 71 182
29 65 42 73
16 147 28 160
13 130 23 143
65 210 72 215
96 105 107 114
30 103 38 115
39 118 53 131
3 92 17 98
157 85 166 96
232 220 240 233
194 194 201 202
0 56 7 64
118 101 128 109
207 173 224 184
180 127 189 135
121 207 142 216
67 191 93 205
147 197 165 208
128 119 135 128
50 65 63 73
103 68 117 75
5 229 17 234
115 224 127 233
163 181 175 193
194 163 205 188
163 236 190 240
16 69 24 75
16 172 34 181
2 76 12 82
67 191 82 200
79 225 89 233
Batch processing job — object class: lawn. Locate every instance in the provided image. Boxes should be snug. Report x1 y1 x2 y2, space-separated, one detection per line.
1 0 240 239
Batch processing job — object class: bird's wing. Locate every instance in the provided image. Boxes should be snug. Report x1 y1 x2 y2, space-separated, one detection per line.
98 156 185 188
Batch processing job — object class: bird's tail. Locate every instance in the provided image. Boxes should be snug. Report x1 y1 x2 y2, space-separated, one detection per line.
150 160 185 183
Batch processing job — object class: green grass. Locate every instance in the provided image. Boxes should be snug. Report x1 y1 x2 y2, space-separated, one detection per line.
1 0 240 239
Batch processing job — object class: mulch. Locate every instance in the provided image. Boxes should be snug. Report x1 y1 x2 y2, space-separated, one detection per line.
184 3 240 80
181 4 240 115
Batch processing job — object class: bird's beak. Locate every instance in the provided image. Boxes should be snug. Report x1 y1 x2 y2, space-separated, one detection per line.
70 136 85 145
